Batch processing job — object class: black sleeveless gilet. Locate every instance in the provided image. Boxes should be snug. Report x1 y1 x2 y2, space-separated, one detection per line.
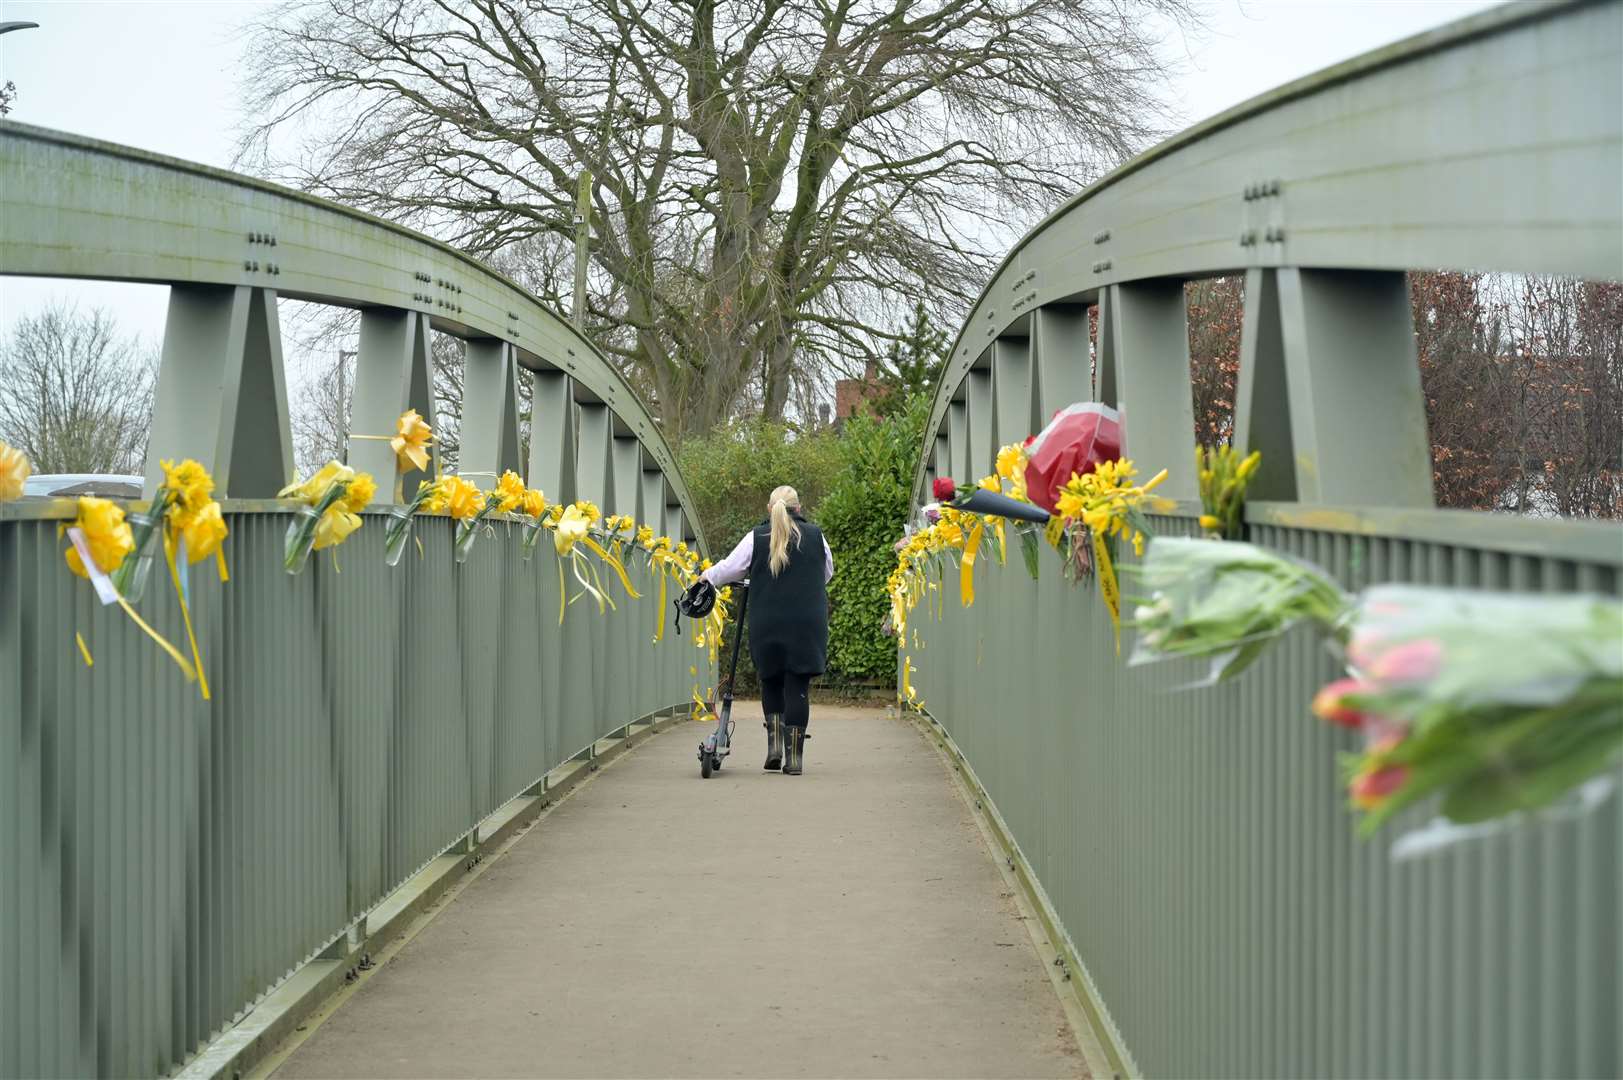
745 511 829 677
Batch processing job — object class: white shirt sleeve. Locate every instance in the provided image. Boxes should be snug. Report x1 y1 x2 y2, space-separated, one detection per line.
703 532 754 587
824 536 834 583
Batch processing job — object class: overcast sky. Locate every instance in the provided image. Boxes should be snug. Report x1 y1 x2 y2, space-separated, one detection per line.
0 0 1504 362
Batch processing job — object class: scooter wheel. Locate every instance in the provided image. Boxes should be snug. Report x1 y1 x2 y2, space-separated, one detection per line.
711 755 723 772
700 754 713 779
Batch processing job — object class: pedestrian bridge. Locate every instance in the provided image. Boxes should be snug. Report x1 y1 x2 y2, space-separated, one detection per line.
2 2 1620 1077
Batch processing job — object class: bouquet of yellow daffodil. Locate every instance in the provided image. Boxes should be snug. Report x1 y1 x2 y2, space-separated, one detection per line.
61 495 199 682
1051 458 1175 649
517 486 550 561
550 500 642 624
1196 444 1261 540
141 460 230 697
0 440 30 501
383 471 443 567
280 461 376 573
601 513 636 560
449 469 524 563
109 458 229 605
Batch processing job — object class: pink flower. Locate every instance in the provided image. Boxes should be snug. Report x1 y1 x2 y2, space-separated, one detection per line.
932 477 957 501
1346 630 1383 671
1360 715 1410 750
1369 638 1443 684
1350 764 1409 810
1311 678 1372 729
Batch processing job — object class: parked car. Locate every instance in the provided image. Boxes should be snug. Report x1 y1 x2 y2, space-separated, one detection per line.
21 473 144 498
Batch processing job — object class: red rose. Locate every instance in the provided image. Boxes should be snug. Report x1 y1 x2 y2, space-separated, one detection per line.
932 477 957 501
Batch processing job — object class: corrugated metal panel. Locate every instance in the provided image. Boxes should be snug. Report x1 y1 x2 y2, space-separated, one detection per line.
0 507 705 1079
914 512 1620 1077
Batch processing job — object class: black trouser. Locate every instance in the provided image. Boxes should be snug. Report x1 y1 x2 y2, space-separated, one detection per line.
760 671 812 731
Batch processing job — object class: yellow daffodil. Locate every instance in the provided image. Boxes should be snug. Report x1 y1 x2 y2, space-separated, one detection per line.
342 471 377 514
636 524 655 548
279 460 352 505
390 409 433 474
494 470 526 514
0 440 29 501
313 509 362 550
544 502 565 525
995 443 1024 481
179 500 228 563
160 459 215 516
574 499 602 525
554 503 589 553
65 496 134 578
521 488 548 519
437 475 484 520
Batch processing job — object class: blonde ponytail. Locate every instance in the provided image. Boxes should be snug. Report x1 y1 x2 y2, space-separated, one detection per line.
767 485 802 576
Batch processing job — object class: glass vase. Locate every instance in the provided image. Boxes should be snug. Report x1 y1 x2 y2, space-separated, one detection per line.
283 505 321 575
110 510 160 603
384 506 416 567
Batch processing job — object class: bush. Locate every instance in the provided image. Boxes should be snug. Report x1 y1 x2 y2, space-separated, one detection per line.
678 418 842 558
676 403 926 694
678 419 842 692
818 396 929 681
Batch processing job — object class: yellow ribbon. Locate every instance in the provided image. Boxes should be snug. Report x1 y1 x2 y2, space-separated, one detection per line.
959 521 984 607
654 561 668 643
116 595 197 683
570 549 609 614
63 522 195 684
164 532 211 701
1091 529 1121 654
583 536 641 599
75 632 93 667
556 556 568 625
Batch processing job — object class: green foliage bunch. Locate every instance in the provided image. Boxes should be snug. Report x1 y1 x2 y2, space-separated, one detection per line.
678 419 843 556
818 394 930 680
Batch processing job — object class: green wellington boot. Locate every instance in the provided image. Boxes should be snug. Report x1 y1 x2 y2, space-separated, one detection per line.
764 713 785 770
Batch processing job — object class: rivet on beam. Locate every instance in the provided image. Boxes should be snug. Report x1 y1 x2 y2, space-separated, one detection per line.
1093 229 1111 244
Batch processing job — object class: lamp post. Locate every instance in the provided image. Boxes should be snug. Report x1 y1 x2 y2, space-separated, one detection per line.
338 349 357 461
0 22 40 35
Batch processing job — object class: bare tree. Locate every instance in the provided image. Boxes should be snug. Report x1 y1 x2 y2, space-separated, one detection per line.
0 302 157 474
238 0 1196 438
1186 275 1242 447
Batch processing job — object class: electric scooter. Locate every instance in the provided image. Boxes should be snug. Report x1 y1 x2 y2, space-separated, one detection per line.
698 581 748 778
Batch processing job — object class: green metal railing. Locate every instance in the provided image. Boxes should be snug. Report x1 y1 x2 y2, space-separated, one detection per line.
0 504 704 1079
909 2 1623 1076
0 116 714 1078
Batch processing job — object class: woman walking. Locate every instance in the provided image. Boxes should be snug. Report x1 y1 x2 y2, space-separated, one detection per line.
702 485 833 775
